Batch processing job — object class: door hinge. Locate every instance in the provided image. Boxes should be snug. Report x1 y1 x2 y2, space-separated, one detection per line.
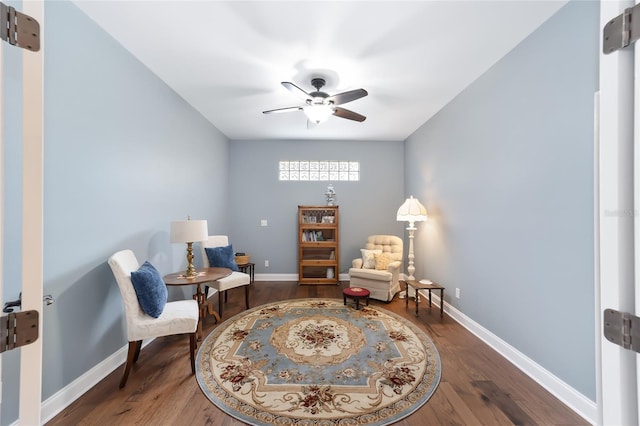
0 310 38 354
0 2 40 52
604 309 640 352
603 3 640 54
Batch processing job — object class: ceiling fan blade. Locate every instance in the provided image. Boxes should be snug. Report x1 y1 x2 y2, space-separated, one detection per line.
281 82 311 101
333 107 366 122
327 88 368 106
263 106 303 114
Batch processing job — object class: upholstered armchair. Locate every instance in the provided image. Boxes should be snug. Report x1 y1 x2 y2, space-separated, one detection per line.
348 235 403 302
200 235 251 318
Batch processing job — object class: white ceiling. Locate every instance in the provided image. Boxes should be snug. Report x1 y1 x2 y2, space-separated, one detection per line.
74 1 567 142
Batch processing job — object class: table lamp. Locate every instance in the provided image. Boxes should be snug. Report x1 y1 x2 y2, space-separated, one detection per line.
396 196 427 282
170 216 208 278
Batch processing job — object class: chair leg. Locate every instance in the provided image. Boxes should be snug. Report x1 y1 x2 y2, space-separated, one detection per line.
244 285 250 309
218 291 224 318
119 340 140 389
189 332 196 374
132 340 142 363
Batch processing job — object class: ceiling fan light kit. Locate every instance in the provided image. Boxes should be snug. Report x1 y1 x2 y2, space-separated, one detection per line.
263 77 368 125
304 104 334 124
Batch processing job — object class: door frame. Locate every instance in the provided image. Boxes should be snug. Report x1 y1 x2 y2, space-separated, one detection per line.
597 1 639 425
19 0 44 423
0 24 4 420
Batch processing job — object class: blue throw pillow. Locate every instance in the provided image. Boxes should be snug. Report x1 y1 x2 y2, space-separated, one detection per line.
130 261 168 318
205 245 239 271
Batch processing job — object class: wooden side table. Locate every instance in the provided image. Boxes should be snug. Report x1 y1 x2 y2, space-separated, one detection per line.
164 267 232 340
237 262 255 283
405 280 445 317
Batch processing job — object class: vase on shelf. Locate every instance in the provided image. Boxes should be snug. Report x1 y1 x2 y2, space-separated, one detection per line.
326 268 334 279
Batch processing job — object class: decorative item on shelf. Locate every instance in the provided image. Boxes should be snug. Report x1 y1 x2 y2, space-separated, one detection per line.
170 216 208 278
397 196 428 285
325 184 336 206
234 253 250 265
326 267 334 279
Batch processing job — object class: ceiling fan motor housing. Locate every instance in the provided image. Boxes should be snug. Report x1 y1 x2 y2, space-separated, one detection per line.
309 78 329 101
311 78 326 91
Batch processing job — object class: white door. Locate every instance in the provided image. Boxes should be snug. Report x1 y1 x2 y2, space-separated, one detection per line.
0 25 5 422
598 1 640 425
0 1 44 424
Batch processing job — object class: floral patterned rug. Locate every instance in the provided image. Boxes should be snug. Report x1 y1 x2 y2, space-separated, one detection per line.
196 298 441 425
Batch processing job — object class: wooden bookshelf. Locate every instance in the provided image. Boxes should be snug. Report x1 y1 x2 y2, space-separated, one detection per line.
298 205 339 285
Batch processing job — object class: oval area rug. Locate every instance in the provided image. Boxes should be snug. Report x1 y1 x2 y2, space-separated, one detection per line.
196 298 441 425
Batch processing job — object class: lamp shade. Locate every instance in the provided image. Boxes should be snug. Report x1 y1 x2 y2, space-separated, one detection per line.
396 196 427 223
170 219 208 243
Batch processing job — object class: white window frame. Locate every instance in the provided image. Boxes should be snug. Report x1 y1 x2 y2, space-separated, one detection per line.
279 160 360 181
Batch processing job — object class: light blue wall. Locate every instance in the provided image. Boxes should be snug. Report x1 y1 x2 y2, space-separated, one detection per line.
404 1 598 399
3 2 229 424
228 140 405 276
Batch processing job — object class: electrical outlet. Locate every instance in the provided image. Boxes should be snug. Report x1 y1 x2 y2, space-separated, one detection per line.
265 260 269 267
455 288 460 299
260 219 268 226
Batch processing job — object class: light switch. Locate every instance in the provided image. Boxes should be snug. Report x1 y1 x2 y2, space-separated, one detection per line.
260 219 268 227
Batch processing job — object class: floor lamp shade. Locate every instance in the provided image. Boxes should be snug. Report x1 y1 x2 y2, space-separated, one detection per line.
397 196 427 286
396 196 427 226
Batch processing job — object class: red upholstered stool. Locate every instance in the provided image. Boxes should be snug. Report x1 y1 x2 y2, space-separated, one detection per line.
343 287 370 310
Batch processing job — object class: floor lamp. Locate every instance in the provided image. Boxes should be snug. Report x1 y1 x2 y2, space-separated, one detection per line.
397 196 427 296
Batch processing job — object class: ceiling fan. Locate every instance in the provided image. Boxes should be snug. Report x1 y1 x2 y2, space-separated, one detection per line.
263 78 368 124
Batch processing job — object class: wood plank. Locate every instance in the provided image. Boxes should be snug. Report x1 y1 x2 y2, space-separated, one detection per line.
472 380 537 425
438 381 482 425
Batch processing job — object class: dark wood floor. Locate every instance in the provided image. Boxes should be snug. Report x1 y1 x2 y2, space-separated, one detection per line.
46 282 588 425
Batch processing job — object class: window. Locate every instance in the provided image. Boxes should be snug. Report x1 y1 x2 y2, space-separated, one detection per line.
279 161 360 181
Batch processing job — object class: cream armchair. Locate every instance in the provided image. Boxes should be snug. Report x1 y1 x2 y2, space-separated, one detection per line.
348 235 403 302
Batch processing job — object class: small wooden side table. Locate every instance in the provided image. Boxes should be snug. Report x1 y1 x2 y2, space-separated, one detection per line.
164 267 232 340
237 262 255 283
405 280 445 317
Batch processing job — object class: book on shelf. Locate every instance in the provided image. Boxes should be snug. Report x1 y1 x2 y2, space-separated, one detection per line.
303 230 324 242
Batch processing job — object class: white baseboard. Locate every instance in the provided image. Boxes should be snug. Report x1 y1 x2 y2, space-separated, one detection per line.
419 289 597 425
40 339 153 424
254 273 298 281
254 273 350 282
